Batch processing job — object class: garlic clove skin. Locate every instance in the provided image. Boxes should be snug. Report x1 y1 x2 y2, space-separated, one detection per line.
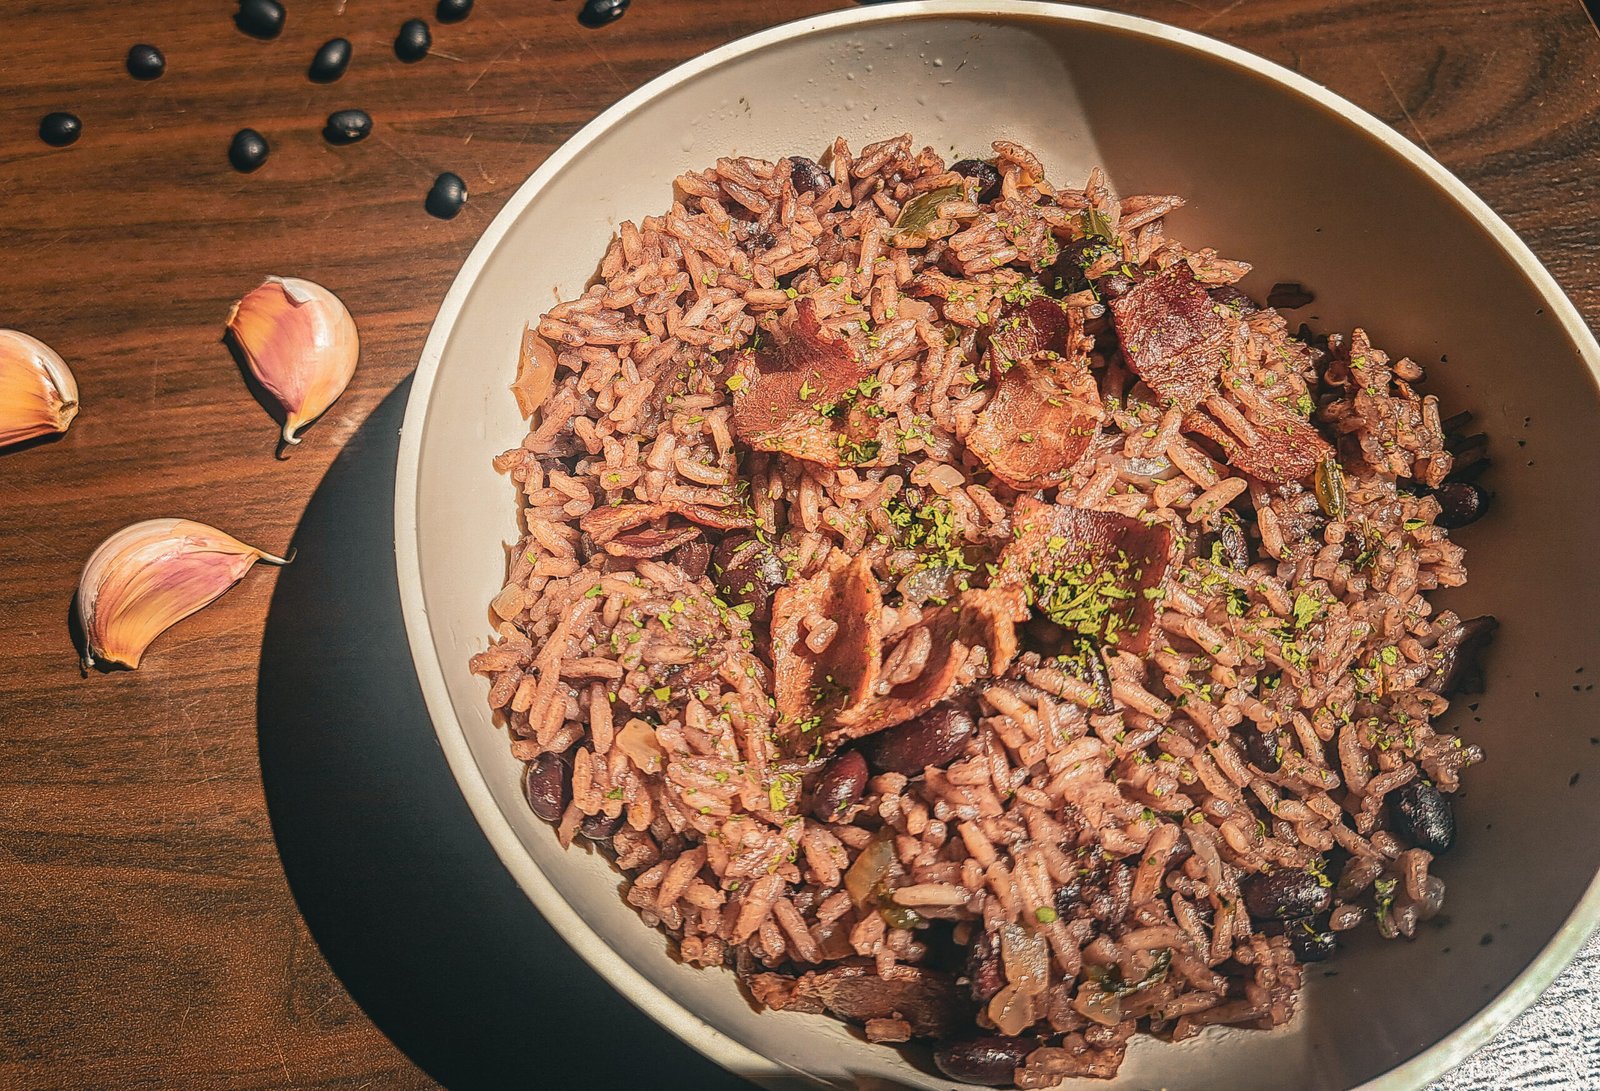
226 276 359 446
0 329 79 448
78 518 290 670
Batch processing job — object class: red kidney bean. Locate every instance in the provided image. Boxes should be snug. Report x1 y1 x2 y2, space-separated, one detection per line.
809 750 867 823
522 752 571 822
933 1036 1039 1086
860 704 976 777
1241 869 1333 922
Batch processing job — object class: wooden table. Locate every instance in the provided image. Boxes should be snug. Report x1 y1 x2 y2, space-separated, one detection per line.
3 2 1597 1088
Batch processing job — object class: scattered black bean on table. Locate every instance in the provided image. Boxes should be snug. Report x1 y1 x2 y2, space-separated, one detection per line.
38 112 82 148
436 0 474 23
395 18 432 62
309 38 352 83
579 0 630 28
234 0 285 40
126 44 166 81
324 109 373 145
424 172 468 220
228 128 270 172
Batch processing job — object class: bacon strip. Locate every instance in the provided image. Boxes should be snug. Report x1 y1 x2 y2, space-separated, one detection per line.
1109 263 1233 413
980 297 1073 380
968 352 1103 490
579 502 666 543
997 499 1174 654
832 585 1027 740
602 526 703 559
1186 398 1332 484
770 556 1027 751
771 554 883 744
730 299 890 467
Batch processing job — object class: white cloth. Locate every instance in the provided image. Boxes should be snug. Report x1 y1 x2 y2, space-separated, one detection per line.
1430 928 1600 1089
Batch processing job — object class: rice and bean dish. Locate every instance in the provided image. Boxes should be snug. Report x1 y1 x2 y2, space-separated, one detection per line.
471 135 1495 1086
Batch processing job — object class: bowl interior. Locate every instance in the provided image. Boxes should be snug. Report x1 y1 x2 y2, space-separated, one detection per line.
400 6 1600 1088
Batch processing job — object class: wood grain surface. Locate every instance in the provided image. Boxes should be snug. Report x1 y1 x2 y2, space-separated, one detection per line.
2 2 1597 1088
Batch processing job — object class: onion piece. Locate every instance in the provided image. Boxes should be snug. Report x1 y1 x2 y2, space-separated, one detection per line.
844 837 897 910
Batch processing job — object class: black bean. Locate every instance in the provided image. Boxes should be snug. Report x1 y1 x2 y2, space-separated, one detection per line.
1287 917 1337 962
1432 481 1488 529
578 809 625 841
425 171 468 220
1208 284 1260 316
711 535 786 626
395 19 432 62
1240 869 1333 922
1054 854 1105 916
860 704 976 777
578 0 629 28
228 128 270 173
522 752 572 822
1244 726 1286 773
1044 239 1093 297
1266 282 1315 310
126 44 165 81
1425 615 1498 697
324 109 373 145
963 928 1004 1002
1217 514 1250 569
235 0 285 39
1390 780 1455 854
436 0 474 22
950 159 1001 204
309 38 352 83
933 1036 1039 1086
809 750 867 822
38 112 81 148
788 156 832 196
1097 270 1138 300
668 538 712 580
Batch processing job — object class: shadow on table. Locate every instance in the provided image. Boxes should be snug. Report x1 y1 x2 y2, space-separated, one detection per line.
256 380 752 1091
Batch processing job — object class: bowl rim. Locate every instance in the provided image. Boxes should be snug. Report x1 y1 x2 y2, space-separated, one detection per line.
394 3 1600 1087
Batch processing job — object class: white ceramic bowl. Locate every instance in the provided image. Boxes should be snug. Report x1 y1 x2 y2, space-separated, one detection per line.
395 4 1600 1087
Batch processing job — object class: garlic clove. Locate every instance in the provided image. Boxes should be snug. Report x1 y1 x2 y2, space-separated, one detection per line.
0 329 79 448
78 518 290 670
226 276 359 446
